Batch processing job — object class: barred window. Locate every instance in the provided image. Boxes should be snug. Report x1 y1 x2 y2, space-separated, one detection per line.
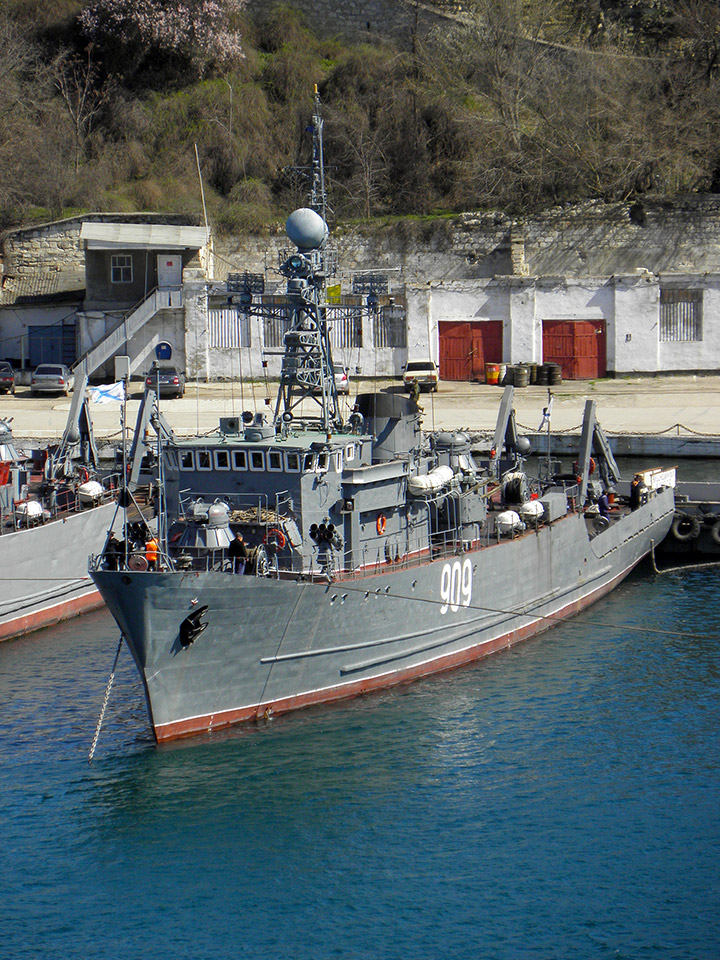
262 302 293 349
111 254 133 284
660 289 702 342
208 307 251 348
327 305 363 348
373 305 407 348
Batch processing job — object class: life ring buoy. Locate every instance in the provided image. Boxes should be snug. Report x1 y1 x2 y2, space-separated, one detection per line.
670 512 701 542
710 519 720 546
376 514 386 535
263 527 286 550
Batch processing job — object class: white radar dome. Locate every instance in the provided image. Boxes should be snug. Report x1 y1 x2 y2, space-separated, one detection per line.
285 207 328 250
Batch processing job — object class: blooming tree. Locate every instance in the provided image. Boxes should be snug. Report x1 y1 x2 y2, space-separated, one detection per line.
79 0 245 75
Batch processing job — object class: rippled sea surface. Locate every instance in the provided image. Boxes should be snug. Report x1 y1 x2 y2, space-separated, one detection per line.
1 565 719 960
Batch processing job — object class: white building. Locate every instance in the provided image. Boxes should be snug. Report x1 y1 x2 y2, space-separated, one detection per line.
1 200 718 383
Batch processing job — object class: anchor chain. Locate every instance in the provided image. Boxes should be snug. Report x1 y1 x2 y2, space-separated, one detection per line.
88 635 124 762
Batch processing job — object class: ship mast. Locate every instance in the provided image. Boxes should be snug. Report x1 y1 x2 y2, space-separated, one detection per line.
226 89 343 435
272 87 340 435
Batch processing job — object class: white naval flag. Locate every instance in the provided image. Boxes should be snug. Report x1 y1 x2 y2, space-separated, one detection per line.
90 381 126 404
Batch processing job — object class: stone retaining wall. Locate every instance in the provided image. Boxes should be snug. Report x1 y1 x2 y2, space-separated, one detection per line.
214 195 720 288
245 0 466 44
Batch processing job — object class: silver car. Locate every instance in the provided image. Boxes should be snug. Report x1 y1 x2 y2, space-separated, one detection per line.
333 362 350 395
31 364 75 396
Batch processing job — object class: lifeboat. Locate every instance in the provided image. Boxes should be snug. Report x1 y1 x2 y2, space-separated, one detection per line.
408 465 454 497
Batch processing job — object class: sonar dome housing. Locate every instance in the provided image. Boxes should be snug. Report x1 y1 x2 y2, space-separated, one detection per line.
285 207 328 251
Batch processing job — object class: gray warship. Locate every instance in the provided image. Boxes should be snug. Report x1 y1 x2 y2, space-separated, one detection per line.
0 396 119 642
90 94 676 741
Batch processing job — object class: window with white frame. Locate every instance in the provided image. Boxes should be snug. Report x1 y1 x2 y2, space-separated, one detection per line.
111 254 133 284
232 450 247 470
214 450 230 470
660 289 702 342
179 450 194 471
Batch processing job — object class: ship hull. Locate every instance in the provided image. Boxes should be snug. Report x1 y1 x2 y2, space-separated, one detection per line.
92 490 674 741
0 502 117 643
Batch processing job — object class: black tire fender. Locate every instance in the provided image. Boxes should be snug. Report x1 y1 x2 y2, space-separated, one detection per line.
710 519 720 546
670 512 701 542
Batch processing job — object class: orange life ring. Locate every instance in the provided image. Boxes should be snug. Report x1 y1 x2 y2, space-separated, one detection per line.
376 514 386 535
573 458 596 477
263 527 286 550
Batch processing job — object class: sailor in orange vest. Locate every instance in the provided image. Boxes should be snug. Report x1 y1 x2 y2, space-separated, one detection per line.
145 533 158 571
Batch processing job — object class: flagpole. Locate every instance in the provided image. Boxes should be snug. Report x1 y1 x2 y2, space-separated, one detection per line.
122 377 129 568
546 388 552 479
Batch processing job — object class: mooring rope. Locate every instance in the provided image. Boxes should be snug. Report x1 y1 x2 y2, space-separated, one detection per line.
88 635 124 763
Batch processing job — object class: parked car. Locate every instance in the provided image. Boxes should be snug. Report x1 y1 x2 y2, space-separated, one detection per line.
30 364 74 396
311 362 351 396
333 362 350 395
145 365 186 399
0 361 15 395
402 360 439 392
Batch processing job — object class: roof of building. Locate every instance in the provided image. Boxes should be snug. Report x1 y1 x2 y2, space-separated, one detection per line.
81 222 208 251
0 273 84 307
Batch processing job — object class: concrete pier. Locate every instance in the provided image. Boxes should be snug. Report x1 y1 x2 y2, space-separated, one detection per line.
0 373 717 457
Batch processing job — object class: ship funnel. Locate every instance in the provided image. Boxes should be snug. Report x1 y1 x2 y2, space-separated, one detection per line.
285 207 328 251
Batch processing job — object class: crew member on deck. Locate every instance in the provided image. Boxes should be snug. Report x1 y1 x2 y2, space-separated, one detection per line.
349 404 364 435
145 533 158 571
629 474 647 510
105 534 122 570
228 531 249 574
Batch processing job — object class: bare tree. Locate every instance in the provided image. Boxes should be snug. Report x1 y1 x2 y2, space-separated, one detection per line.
52 48 110 173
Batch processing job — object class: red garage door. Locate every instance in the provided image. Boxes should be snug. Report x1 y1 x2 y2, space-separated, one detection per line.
439 321 503 381
542 320 606 380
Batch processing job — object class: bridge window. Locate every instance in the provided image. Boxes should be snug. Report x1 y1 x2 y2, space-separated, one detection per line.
231 450 247 470
303 452 315 471
197 450 212 471
179 450 194 471
249 450 265 471
285 452 300 472
268 450 283 472
214 450 230 470
111 254 133 284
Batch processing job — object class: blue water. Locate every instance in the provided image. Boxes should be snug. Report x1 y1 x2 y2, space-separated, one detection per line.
1 566 719 960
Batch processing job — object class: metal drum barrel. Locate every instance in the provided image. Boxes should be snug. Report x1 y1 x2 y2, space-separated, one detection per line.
547 362 563 384
485 362 500 385
513 364 530 388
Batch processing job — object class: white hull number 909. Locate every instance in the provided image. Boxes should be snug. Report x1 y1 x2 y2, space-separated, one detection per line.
440 558 473 614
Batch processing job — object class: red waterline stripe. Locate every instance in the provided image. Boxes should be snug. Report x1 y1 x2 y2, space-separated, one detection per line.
0 588 104 643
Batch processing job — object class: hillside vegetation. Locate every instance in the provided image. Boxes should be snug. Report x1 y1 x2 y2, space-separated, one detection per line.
1 0 719 232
